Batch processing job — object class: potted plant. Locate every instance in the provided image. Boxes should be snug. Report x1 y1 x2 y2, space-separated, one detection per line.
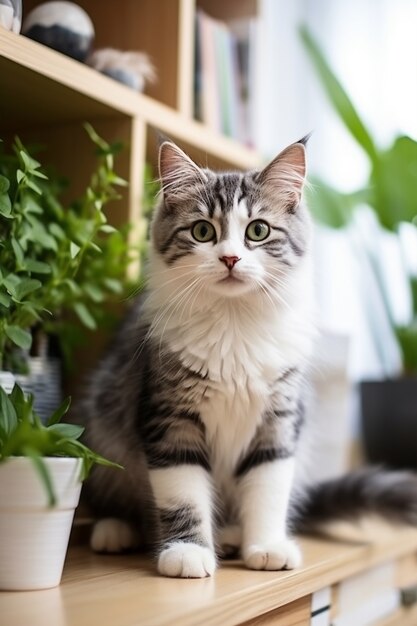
0 383 121 590
0 125 136 416
300 27 417 470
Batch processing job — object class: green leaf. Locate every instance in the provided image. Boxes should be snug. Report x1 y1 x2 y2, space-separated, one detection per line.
0 387 18 437
0 175 10 194
48 423 84 440
99 224 117 234
14 278 42 301
395 324 417 374
74 302 97 329
48 223 65 239
31 170 48 180
24 259 51 274
16 169 25 184
9 384 26 421
0 193 12 217
24 449 56 507
299 25 378 162
371 136 417 230
26 179 42 195
70 242 81 259
22 196 43 215
11 238 24 267
84 283 104 303
20 303 42 322
0 291 10 308
63 279 81 296
20 150 41 172
88 241 102 254
3 274 20 297
46 396 71 426
305 176 370 229
5 326 32 350
84 123 110 152
103 278 123 294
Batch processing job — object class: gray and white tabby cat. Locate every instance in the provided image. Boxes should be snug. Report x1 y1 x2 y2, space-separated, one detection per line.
79 139 417 578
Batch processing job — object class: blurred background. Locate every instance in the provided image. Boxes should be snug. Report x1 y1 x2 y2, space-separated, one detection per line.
1 0 416 478
193 0 417 477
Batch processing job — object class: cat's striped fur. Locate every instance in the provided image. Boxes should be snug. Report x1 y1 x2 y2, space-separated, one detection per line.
79 140 417 578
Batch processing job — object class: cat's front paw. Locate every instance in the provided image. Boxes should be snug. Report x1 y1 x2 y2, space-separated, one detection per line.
91 518 140 553
158 542 216 578
243 538 302 571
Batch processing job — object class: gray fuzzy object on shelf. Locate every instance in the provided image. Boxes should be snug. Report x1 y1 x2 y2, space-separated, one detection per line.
0 0 22 33
87 48 157 92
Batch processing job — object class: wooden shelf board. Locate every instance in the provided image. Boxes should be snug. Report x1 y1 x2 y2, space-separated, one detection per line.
2 525 417 626
0 28 262 170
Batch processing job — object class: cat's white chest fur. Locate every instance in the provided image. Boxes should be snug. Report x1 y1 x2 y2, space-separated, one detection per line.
163 294 314 481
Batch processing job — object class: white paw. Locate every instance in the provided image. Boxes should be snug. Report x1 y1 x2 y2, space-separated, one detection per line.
158 542 216 578
243 538 302 571
91 518 140 553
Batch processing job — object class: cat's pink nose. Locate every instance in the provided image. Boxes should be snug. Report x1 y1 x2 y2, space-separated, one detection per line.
219 256 241 270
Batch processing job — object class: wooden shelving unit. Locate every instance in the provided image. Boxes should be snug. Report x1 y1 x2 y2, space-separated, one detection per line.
0 0 262 379
0 1 262 210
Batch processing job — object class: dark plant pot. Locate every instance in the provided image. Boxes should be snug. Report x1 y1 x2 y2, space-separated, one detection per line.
360 378 417 470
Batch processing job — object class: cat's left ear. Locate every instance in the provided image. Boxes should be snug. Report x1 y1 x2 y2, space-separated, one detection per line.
158 141 207 201
257 136 309 211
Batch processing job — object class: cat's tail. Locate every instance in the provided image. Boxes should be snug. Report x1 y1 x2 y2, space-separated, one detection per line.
293 467 417 532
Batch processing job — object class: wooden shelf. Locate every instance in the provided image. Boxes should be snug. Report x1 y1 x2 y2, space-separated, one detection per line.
0 28 262 171
2 524 417 626
0 0 264 385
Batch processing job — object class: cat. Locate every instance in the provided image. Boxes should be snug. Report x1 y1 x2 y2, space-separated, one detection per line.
78 138 417 578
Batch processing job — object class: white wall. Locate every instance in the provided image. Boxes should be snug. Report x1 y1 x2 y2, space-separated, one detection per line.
256 0 417 379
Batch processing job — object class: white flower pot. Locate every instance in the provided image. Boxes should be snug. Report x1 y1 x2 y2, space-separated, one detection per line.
0 457 82 590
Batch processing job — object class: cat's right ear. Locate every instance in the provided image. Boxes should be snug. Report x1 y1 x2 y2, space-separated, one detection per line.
158 142 207 201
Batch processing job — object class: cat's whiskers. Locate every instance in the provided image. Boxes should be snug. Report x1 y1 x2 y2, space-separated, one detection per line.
130 276 199 365
157 276 203 360
142 269 199 306
257 275 295 314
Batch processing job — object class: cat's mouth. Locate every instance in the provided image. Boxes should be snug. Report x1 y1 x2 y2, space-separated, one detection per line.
219 274 244 284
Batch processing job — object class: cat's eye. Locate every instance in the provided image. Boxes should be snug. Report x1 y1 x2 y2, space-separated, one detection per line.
246 220 270 242
192 221 216 242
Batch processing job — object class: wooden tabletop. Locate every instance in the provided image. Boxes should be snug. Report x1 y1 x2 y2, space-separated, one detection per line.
2 523 417 626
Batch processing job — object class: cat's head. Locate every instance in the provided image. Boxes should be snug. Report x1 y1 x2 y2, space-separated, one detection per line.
150 139 311 301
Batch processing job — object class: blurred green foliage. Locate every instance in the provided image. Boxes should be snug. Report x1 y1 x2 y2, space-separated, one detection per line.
300 26 417 374
0 124 138 371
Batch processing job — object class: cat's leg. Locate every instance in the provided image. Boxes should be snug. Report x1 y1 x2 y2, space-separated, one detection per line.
236 389 304 571
237 457 302 570
91 518 142 553
148 465 216 578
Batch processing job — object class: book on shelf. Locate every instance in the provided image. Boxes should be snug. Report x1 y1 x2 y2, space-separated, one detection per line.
195 10 256 146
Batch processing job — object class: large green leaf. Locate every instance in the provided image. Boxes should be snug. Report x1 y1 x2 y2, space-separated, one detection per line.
0 291 11 308
74 302 96 329
5 326 32 350
46 396 71 426
395 324 417 374
24 449 56 506
0 175 10 194
24 259 51 274
305 176 369 228
0 193 11 217
48 423 84 440
371 136 417 230
0 387 18 438
14 278 42 301
300 25 378 162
